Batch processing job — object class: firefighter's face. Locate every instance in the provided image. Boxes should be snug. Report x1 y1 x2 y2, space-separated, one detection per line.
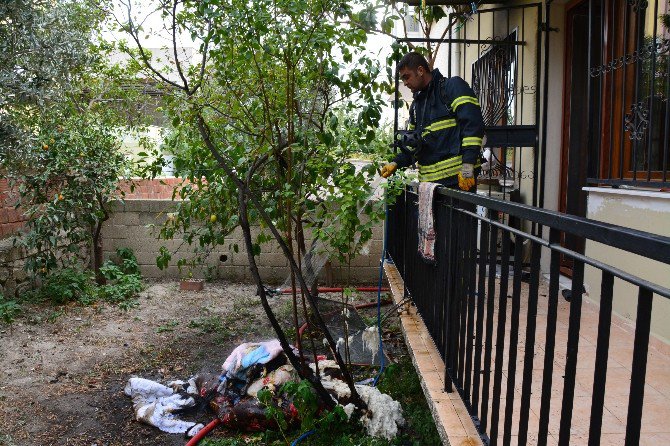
399 66 428 93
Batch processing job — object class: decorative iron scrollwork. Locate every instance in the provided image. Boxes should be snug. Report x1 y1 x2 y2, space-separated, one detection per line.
624 102 649 141
590 38 670 77
627 0 648 11
478 35 515 54
516 85 536 95
472 31 518 126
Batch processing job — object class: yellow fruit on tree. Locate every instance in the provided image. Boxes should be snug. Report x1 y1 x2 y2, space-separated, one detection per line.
210 214 217 223
58 194 64 201
43 144 49 150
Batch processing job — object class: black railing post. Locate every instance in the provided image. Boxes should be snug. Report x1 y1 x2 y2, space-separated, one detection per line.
538 228 561 446
444 194 456 392
480 210 499 432
489 229 512 445
625 288 654 446
518 242 541 446
558 259 585 445
463 207 478 403
588 271 614 446
503 234 525 446
472 213 490 416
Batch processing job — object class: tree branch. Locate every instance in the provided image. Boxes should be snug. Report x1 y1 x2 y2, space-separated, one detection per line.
171 0 190 93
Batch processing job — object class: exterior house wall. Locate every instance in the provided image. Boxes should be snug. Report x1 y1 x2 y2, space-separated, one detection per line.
583 188 670 344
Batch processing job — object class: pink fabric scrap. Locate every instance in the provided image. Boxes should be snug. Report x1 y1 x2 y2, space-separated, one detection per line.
221 339 284 379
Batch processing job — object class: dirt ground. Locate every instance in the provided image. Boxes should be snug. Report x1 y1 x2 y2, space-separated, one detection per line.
0 280 320 446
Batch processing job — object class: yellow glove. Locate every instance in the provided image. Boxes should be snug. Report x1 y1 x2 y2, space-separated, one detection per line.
380 162 398 178
458 163 476 191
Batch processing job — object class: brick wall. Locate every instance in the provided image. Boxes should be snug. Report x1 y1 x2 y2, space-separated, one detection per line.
102 199 383 285
0 178 186 240
117 178 187 200
0 178 27 239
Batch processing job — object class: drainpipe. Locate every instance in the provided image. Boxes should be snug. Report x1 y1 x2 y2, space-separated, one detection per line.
539 0 554 221
450 16 461 78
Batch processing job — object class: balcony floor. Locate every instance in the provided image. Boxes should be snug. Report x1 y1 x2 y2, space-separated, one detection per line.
384 261 670 446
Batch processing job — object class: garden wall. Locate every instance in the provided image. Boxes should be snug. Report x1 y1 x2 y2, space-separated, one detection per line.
0 178 26 239
102 199 384 286
0 238 30 298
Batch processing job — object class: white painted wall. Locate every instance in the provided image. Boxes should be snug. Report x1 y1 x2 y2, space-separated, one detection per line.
583 188 670 344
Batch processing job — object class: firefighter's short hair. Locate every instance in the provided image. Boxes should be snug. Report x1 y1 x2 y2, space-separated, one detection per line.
398 52 430 72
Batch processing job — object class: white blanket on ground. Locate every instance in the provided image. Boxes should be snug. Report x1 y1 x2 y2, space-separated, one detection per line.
124 377 203 434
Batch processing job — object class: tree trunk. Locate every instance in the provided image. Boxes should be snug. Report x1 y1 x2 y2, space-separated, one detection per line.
237 188 336 408
93 195 111 285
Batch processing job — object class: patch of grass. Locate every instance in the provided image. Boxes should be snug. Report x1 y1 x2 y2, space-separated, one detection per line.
117 298 140 311
377 361 442 445
230 296 258 322
98 249 144 307
0 433 18 446
275 299 295 323
188 315 234 342
188 316 225 333
156 320 179 333
46 308 66 323
23 248 144 313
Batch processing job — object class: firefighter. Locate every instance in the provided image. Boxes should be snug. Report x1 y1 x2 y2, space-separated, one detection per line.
381 52 484 191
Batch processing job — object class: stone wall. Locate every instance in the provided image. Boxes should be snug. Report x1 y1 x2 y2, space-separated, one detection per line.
102 199 384 286
0 238 30 298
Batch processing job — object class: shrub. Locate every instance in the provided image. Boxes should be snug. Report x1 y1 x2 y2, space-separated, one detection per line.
29 247 143 310
35 268 98 305
0 293 21 325
98 248 143 307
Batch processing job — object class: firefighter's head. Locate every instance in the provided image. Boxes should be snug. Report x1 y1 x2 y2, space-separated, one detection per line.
398 52 432 94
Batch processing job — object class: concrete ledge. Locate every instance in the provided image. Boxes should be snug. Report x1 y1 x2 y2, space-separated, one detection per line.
384 261 483 446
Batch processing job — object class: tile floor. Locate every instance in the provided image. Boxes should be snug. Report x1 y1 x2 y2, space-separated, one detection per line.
385 261 670 446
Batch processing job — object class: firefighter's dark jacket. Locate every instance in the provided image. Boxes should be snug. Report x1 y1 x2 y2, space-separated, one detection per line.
393 69 484 184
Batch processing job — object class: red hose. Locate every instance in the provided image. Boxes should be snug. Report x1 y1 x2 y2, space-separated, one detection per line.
281 286 389 294
185 418 221 446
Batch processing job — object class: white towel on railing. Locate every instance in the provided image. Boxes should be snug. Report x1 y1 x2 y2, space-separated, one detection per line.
418 182 439 263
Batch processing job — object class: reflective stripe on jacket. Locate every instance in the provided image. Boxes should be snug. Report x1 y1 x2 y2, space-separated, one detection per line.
393 69 484 184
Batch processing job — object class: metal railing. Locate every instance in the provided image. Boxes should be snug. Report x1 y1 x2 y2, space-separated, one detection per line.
386 184 670 446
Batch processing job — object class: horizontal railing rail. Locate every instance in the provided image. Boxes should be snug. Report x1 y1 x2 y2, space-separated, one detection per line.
386 184 670 446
